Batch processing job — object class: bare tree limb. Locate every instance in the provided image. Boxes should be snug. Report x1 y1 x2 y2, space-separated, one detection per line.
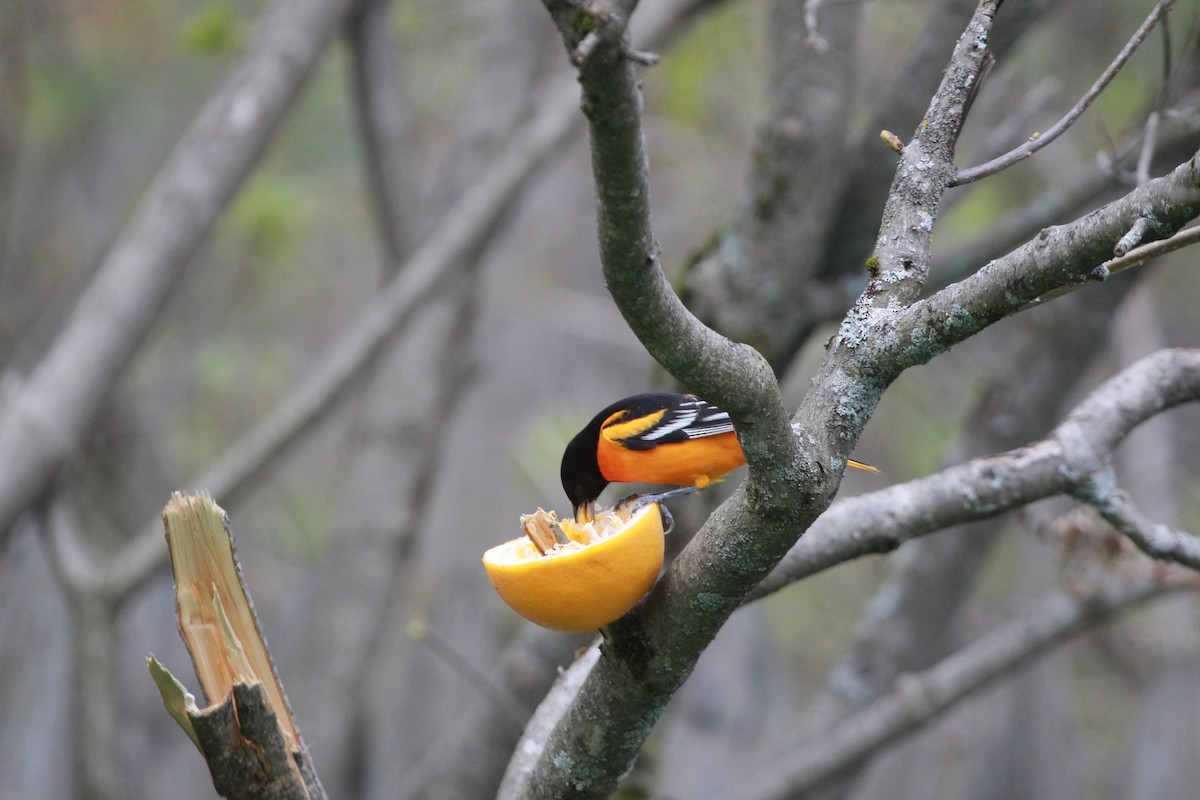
932 162 1122 280
790 281 1134 800
741 570 1198 800
880 149 1200 373
1079 478 1200 569
754 348 1200 598
0 0 354 544
752 439 1064 600
861 0 999 308
953 1 1175 186
796 0 1001 488
496 640 603 800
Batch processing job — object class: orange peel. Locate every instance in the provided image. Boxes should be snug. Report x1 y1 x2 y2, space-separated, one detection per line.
482 502 664 632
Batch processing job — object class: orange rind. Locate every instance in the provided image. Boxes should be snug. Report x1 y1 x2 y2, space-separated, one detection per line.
482 502 665 632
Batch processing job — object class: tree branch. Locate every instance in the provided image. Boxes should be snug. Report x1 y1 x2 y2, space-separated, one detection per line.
794 0 1000 484
784 280 1134 800
884 149 1200 373
953 0 1176 186
861 0 999 308
753 348 1200 599
1078 475 1200 569
514 3 1197 797
0 0 354 544
544 0 778 417
741 569 1197 800
751 440 1065 600
55 75 585 600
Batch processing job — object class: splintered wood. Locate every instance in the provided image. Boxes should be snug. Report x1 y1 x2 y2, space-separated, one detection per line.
153 491 323 798
161 491 300 751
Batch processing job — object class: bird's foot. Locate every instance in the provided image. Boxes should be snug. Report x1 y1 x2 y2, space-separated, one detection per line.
615 489 696 535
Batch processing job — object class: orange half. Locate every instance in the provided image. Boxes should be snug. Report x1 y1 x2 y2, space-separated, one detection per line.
482 503 665 632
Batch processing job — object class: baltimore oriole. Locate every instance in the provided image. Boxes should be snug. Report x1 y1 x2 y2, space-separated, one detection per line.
560 392 878 522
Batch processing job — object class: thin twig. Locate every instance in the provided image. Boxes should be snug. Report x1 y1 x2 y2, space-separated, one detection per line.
1116 216 1156 256
540 0 641 66
1107 220 1200 271
933 112 1200 282
953 0 1175 186
1077 476 1200 570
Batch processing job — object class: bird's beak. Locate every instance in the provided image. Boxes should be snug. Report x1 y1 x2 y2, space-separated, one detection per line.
574 502 595 524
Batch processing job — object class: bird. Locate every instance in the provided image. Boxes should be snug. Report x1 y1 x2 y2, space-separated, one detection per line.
560 392 878 522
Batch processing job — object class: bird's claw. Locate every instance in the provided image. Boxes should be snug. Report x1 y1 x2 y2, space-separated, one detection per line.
617 492 676 535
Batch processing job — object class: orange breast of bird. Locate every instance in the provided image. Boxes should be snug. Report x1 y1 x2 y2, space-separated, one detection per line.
596 425 746 489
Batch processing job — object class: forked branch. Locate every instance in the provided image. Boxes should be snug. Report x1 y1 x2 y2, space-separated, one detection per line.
952 0 1176 186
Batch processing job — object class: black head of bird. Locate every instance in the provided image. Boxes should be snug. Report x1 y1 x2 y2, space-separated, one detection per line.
561 416 609 523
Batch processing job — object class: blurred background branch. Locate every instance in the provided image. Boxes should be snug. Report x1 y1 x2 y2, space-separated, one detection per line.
0 0 354 544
